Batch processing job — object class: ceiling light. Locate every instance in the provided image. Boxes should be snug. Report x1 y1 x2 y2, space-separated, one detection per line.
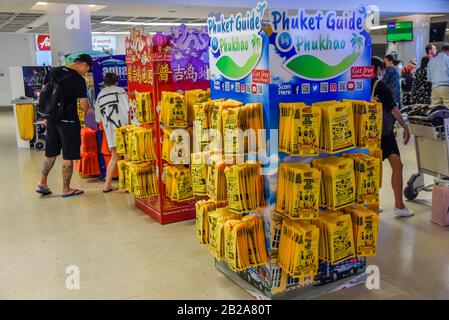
92 31 156 35
100 21 206 27
36 1 48 5
370 25 387 30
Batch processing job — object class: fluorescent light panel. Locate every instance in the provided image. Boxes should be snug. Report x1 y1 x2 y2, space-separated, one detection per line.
92 31 156 35
370 25 387 30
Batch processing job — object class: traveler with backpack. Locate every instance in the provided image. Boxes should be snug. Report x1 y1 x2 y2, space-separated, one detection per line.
371 58 413 217
36 54 93 198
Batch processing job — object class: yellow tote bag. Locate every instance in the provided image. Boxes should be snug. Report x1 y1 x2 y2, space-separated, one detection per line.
16 104 35 141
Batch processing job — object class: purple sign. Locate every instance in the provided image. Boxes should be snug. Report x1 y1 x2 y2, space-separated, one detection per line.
170 24 210 83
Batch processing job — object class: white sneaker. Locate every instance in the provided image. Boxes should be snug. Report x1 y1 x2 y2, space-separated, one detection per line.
394 207 414 217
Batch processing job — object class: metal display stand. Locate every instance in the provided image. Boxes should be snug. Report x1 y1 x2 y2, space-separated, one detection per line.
204 2 376 299
215 260 367 300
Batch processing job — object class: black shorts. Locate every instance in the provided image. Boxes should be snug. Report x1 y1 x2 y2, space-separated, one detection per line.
381 132 400 160
45 120 81 160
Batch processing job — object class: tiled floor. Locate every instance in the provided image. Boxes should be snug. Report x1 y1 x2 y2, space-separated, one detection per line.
1 110 448 299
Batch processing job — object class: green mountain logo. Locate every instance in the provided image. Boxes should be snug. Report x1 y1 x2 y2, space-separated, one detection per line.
215 34 262 80
284 33 364 80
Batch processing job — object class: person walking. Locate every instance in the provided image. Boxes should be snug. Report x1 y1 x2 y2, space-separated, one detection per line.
427 44 449 106
411 56 432 105
94 72 130 193
36 54 93 197
371 59 413 217
383 55 402 107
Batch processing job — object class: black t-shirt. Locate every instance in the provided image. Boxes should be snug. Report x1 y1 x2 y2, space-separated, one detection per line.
44 66 87 122
371 78 396 135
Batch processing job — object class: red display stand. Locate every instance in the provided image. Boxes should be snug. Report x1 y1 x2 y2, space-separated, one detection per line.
126 26 209 224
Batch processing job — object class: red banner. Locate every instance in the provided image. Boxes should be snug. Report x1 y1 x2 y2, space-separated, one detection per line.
351 66 375 79
125 27 153 93
252 69 270 84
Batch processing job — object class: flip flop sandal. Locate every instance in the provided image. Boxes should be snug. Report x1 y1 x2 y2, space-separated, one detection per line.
62 189 84 198
103 187 118 193
36 187 52 196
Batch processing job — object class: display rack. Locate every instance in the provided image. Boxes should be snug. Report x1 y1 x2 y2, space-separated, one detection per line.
126 26 210 224
198 2 379 299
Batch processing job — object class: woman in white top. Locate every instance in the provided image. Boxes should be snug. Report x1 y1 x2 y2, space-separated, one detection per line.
94 72 130 192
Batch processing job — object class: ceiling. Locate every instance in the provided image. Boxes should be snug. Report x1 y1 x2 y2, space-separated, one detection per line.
0 12 209 34
0 1 448 35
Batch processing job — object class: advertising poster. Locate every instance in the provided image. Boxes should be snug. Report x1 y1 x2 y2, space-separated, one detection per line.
92 55 127 97
207 2 373 296
268 7 372 106
22 66 50 99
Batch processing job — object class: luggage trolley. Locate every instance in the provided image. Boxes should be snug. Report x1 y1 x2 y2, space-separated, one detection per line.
405 105 449 200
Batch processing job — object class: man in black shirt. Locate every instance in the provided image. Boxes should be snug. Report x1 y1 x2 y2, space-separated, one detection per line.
372 59 413 217
36 54 92 197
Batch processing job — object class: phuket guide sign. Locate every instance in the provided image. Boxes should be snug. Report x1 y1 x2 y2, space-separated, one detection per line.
208 1 267 81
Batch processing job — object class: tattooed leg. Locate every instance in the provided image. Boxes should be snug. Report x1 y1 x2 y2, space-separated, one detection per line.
62 160 74 194
38 156 56 189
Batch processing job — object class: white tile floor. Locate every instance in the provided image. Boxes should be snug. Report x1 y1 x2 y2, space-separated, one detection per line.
1 110 448 300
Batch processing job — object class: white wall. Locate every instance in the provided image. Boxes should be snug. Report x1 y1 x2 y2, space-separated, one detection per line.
115 35 127 55
0 34 36 107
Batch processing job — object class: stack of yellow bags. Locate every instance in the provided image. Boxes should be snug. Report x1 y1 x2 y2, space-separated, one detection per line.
314 101 355 153
118 160 158 197
191 152 208 196
312 156 356 210
276 163 321 220
349 100 382 149
224 163 265 214
208 207 241 260
193 99 224 153
135 92 154 123
206 156 228 201
196 199 228 245
115 125 155 161
278 103 321 156
165 165 194 202
277 219 320 279
161 128 189 164
344 153 381 206
224 215 268 272
160 91 187 128
115 125 135 156
222 102 265 158
343 205 379 257
185 88 210 122
209 99 243 153
128 127 156 161
314 211 355 264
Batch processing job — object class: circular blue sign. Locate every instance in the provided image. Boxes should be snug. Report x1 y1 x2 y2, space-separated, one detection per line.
211 37 219 53
277 32 292 51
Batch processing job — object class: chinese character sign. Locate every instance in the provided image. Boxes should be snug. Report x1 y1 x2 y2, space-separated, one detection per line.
170 24 210 85
125 27 153 93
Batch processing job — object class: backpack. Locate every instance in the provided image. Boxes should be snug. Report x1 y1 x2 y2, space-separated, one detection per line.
37 68 71 121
